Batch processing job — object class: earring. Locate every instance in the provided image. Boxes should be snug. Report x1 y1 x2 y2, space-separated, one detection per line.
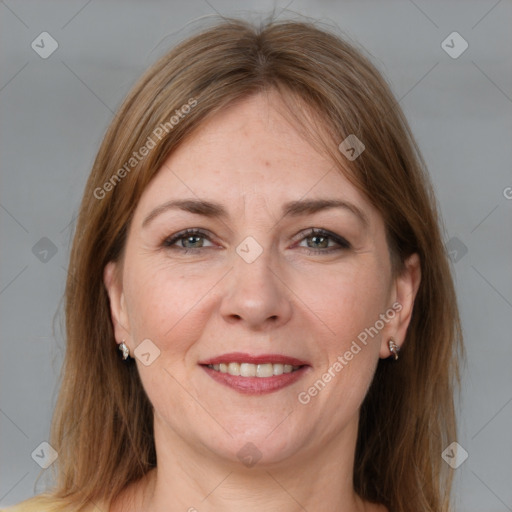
119 340 130 360
388 339 400 361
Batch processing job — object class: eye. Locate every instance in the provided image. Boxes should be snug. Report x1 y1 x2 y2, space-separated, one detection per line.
162 229 215 252
296 228 351 254
161 227 350 255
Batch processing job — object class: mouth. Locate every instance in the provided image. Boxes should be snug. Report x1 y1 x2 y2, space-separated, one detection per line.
198 352 311 395
204 362 303 377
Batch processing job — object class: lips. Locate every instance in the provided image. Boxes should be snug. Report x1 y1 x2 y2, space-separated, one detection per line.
198 352 311 395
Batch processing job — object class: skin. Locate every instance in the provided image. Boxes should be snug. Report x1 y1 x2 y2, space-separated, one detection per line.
104 91 421 512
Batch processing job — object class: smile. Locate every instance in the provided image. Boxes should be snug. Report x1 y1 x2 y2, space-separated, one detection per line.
199 352 310 394
206 362 302 377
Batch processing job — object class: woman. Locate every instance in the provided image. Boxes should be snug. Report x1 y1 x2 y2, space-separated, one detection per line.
4 17 464 512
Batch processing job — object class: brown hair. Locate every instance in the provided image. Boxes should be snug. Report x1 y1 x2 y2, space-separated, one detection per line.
26 17 463 512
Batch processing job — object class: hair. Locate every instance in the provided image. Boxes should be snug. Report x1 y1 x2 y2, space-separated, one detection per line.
21 16 464 512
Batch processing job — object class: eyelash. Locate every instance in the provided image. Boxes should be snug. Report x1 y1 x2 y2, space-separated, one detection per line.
162 228 351 255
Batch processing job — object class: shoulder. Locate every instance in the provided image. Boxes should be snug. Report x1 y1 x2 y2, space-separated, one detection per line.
0 496 47 512
1 494 109 512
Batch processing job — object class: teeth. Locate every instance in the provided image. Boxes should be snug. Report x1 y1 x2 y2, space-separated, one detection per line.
228 362 240 376
207 362 301 377
240 363 256 377
273 363 284 375
255 363 273 377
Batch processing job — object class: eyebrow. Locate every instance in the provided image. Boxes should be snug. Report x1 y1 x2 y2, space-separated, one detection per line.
142 198 369 229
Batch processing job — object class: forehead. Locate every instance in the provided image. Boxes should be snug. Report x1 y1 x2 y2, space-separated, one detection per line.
135 93 375 221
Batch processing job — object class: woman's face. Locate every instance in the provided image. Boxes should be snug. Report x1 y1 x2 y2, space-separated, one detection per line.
105 92 419 468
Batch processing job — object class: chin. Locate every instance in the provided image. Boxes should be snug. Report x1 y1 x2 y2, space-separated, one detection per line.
204 428 304 469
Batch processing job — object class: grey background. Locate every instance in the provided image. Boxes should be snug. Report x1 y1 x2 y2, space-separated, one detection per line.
1 0 511 510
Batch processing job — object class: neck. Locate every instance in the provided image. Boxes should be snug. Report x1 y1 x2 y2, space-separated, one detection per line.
121 413 368 512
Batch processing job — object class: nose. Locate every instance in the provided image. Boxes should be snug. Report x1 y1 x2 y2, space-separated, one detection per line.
218 245 293 330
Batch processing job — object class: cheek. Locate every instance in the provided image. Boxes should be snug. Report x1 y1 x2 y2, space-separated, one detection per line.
293 258 389 410
296 264 386 419
124 260 218 359
302 257 391 350
123 263 216 412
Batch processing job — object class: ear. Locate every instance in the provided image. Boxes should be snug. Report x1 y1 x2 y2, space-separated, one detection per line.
379 253 421 358
103 261 131 350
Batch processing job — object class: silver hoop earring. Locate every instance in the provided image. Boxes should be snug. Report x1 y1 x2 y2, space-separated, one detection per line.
119 341 130 360
388 339 400 361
